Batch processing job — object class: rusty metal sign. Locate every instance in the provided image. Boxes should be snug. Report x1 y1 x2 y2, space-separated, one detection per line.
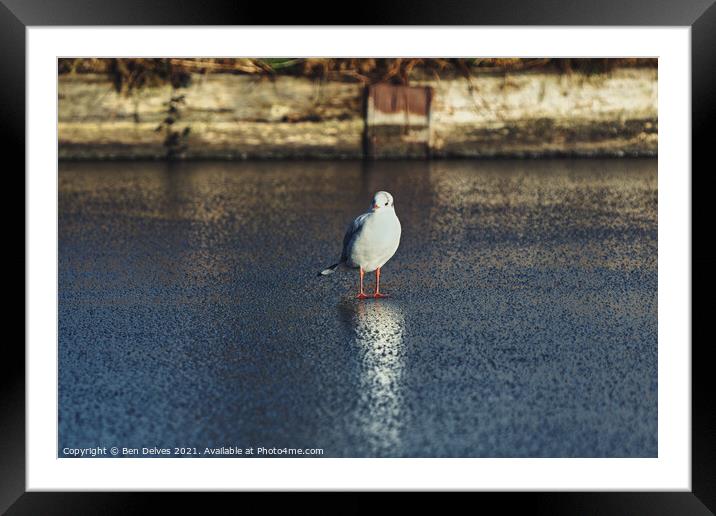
369 83 432 117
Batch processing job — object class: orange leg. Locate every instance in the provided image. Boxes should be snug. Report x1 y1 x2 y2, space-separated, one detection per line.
374 267 389 298
356 267 369 299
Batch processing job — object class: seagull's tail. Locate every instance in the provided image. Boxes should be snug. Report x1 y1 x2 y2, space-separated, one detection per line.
318 263 341 277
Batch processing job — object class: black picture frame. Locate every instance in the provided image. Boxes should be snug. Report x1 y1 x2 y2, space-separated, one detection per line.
5 0 713 513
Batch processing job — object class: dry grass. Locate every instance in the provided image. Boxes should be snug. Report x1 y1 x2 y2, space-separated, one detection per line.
58 58 657 92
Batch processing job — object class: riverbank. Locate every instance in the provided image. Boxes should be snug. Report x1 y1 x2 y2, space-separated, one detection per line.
58 67 657 160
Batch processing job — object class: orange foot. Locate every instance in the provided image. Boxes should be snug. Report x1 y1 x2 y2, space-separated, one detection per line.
373 293 389 299
356 292 370 300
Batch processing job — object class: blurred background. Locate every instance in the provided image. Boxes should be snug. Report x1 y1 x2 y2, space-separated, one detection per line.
58 58 657 160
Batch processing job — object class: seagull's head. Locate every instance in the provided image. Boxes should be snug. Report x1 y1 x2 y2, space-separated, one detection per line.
371 191 394 212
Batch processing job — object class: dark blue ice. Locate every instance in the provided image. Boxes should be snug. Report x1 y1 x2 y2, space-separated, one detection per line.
58 159 657 457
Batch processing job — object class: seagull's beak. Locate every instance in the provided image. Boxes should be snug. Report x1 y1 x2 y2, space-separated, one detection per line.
373 204 379 210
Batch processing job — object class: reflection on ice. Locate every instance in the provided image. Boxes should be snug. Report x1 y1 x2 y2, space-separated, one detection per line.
342 300 406 455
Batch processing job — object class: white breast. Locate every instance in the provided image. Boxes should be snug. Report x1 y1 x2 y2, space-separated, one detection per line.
348 210 401 272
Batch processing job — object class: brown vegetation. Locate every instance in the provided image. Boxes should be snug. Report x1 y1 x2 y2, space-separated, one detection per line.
58 58 657 93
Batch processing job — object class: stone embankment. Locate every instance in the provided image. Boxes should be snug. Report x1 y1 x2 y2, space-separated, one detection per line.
58 68 657 159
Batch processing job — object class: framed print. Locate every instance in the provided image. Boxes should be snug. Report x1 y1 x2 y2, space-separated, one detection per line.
7 0 714 513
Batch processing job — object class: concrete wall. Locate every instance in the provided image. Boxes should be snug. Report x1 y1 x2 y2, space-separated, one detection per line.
58 68 657 159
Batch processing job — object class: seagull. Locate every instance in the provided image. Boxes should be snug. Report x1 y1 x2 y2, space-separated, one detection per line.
319 191 402 299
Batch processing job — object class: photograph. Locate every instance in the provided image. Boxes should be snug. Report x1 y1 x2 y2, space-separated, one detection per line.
57 57 658 459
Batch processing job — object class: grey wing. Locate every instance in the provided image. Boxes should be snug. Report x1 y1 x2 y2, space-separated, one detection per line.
340 213 369 263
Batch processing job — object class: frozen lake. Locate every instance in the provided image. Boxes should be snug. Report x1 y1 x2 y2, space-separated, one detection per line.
58 159 657 457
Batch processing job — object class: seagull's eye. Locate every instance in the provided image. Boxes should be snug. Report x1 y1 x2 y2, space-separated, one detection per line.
384 202 389 206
